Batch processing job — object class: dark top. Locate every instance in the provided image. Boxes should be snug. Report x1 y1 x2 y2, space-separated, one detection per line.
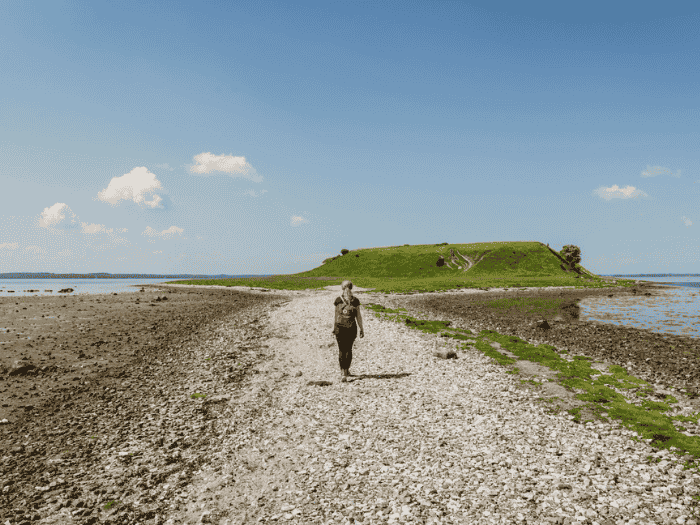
333 296 361 332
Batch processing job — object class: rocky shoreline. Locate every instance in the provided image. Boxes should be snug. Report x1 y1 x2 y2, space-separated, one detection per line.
0 286 292 525
2 281 699 525
368 282 700 396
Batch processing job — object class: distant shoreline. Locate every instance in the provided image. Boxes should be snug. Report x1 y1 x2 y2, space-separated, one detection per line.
0 273 275 279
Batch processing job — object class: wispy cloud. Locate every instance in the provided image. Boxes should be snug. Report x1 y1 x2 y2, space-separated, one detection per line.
38 203 80 229
188 152 263 183
291 215 309 226
641 165 681 178
97 167 164 208
243 189 268 197
25 245 45 254
682 216 693 227
80 223 128 234
592 185 649 200
142 225 184 239
153 163 174 171
0 242 18 250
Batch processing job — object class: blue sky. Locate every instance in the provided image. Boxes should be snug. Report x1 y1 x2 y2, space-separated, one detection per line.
1 0 700 275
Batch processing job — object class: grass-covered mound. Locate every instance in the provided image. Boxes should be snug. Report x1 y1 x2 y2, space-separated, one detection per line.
173 241 637 293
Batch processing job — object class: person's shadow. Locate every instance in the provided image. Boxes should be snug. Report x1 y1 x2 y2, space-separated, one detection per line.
306 372 411 386
350 372 411 381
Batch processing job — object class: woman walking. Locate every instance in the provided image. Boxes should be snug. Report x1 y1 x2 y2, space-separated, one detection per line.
332 280 364 382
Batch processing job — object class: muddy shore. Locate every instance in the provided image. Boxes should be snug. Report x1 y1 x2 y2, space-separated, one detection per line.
373 282 700 397
0 285 291 525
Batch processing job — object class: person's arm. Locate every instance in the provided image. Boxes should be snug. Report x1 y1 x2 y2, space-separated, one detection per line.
356 306 364 332
332 299 339 334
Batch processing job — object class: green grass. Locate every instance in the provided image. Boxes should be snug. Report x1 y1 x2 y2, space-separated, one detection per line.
103 501 118 510
190 393 207 399
367 303 700 462
169 241 640 293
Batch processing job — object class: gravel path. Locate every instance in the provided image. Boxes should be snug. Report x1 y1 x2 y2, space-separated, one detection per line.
164 288 699 525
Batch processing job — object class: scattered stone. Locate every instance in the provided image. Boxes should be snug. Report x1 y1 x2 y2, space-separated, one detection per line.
295 371 303 377
58 288 74 294
204 394 231 404
8 361 36 376
433 349 457 359
534 319 551 330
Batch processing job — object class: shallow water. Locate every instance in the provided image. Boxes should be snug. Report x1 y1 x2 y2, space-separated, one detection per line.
0 278 180 296
579 275 700 339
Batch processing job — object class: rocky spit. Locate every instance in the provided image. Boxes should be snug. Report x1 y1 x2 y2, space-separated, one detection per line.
1 283 699 525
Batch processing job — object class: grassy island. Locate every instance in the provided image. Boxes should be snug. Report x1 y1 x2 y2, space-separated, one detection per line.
171 241 638 292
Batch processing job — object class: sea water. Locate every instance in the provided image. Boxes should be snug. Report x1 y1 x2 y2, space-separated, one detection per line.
579 275 700 339
0 278 193 297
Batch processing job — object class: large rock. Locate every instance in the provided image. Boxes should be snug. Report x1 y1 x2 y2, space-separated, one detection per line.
436 256 445 267
8 361 36 376
433 349 457 359
58 288 74 294
533 319 551 330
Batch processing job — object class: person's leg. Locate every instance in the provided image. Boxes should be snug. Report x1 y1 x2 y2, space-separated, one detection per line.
336 334 350 379
345 327 357 375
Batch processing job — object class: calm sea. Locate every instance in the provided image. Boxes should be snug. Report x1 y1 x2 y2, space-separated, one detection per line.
0 276 272 297
579 275 700 339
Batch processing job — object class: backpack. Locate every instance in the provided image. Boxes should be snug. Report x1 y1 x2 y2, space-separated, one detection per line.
335 297 357 329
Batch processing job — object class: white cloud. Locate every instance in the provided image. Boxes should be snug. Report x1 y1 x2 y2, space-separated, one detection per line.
243 189 268 197
25 245 45 254
188 152 263 182
38 203 80 229
0 242 18 250
291 215 309 226
641 165 681 178
142 225 184 239
97 167 164 208
154 163 174 171
592 185 649 200
81 222 112 234
153 250 163 254
682 216 693 227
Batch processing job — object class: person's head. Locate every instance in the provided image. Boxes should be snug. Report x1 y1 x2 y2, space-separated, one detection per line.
341 280 354 302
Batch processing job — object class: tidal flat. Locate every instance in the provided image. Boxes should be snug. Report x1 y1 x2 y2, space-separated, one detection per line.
368 281 700 396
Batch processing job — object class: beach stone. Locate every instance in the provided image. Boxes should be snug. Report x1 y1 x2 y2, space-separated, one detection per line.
533 319 551 330
8 361 36 376
58 288 74 294
433 349 457 359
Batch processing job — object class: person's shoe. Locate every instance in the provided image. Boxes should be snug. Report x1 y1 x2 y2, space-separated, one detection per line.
340 373 347 383
346 369 354 377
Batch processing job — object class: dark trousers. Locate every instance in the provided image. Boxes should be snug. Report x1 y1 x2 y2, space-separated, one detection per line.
335 325 357 370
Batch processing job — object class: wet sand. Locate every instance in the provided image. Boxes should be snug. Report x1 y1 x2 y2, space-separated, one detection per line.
0 284 293 525
0 285 289 424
